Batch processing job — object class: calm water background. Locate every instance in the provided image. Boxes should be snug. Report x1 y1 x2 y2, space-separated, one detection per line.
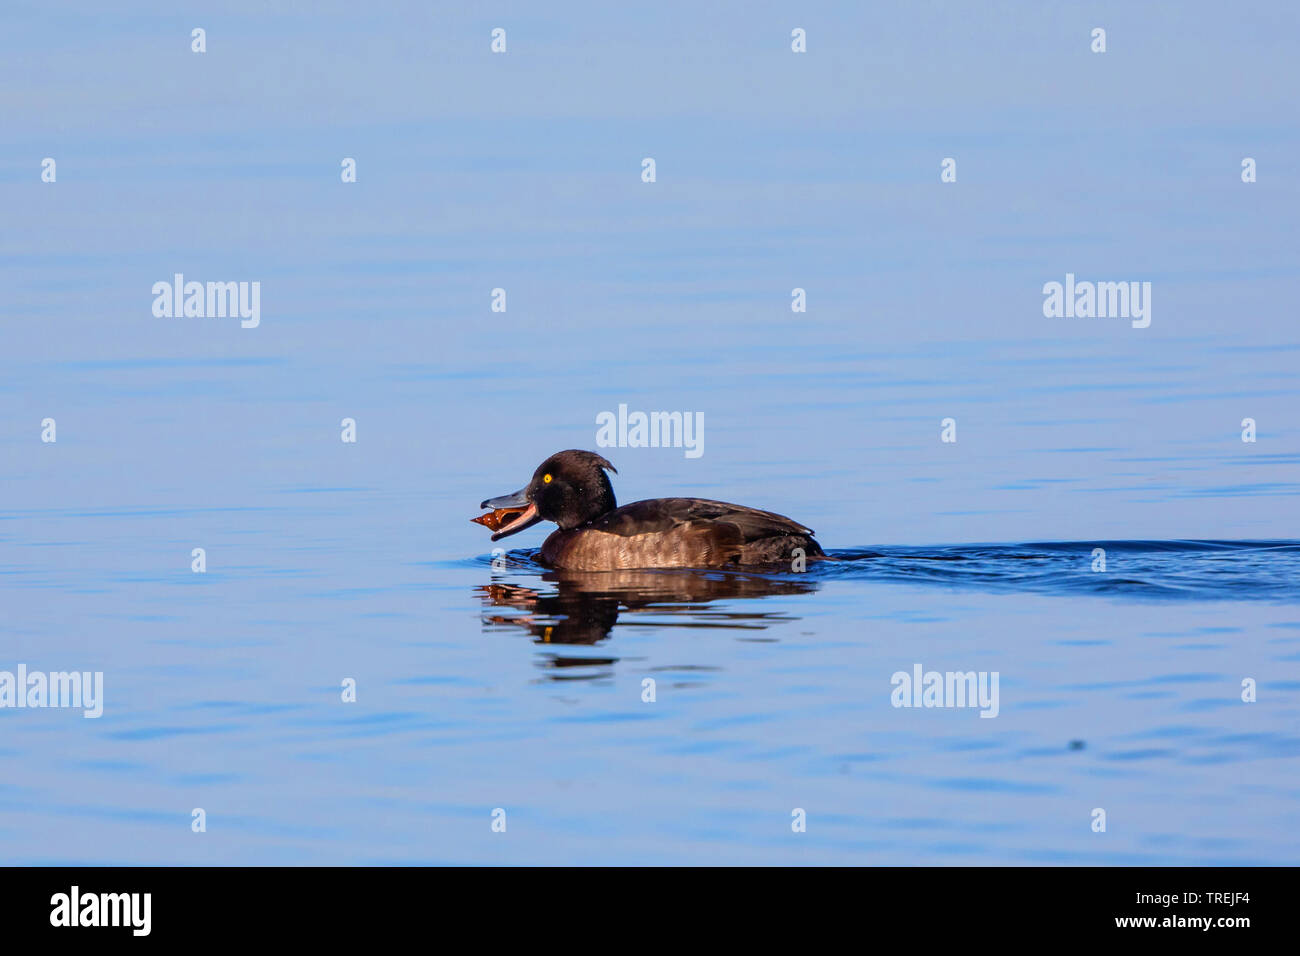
2 1 1299 864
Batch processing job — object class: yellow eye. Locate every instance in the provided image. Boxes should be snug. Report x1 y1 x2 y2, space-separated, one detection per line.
543 473 552 484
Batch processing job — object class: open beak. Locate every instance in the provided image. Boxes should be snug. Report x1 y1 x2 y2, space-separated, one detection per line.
478 487 544 542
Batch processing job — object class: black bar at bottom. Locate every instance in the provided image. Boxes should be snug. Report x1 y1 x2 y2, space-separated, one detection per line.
0 865 1277 941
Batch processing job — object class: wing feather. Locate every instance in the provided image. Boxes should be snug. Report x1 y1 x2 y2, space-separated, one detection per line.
590 498 815 541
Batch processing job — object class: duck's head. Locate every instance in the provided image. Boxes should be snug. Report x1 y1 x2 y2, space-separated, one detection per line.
478 450 618 541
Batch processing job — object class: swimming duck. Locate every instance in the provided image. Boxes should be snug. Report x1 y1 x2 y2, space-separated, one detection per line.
477 450 825 571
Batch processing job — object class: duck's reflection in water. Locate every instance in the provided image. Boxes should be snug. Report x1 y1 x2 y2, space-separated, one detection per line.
475 569 818 679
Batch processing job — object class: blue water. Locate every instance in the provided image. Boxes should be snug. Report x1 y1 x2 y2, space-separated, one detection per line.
2 1 1299 864
822 541 1300 599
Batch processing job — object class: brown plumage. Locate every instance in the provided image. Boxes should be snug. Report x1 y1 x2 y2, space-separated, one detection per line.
478 451 825 571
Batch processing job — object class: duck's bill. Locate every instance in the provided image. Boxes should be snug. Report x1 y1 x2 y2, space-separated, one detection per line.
475 488 543 541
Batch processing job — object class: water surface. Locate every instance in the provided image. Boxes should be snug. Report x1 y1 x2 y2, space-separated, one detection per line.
2 1 1298 865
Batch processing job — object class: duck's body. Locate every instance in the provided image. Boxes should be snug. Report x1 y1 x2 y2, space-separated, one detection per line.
478 450 825 571
540 497 824 570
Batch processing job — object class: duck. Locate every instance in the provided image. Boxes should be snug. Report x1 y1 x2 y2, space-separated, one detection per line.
477 449 825 571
